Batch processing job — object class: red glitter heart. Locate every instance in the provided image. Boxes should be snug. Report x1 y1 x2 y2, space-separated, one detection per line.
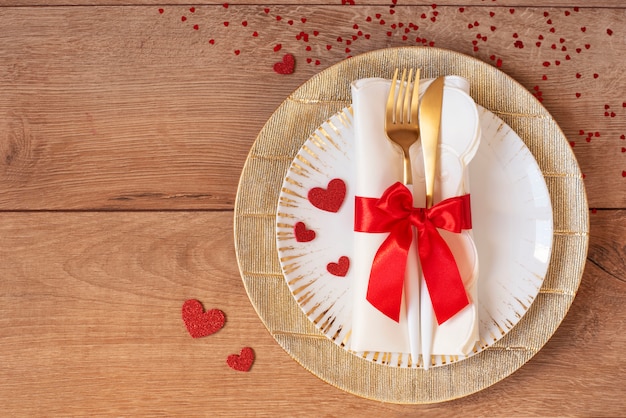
327 256 350 277
182 299 225 338
308 178 346 213
294 222 316 242
227 347 255 372
273 53 295 74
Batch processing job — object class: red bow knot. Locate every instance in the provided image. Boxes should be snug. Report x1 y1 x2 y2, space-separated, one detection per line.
354 182 472 325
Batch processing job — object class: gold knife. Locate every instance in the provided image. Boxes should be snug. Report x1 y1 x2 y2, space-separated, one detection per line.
418 76 445 369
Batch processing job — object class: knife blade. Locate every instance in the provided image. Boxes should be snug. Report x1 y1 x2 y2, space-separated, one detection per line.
419 76 445 209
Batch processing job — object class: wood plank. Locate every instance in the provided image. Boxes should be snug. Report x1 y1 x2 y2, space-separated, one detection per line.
0 210 624 415
1 5 624 210
3 1 625 7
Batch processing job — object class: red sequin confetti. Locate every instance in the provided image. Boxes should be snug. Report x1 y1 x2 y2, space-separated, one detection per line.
182 299 225 339
273 53 295 74
327 256 350 277
308 178 346 213
227 347 255 372
273 43 282 52
294 222 316 242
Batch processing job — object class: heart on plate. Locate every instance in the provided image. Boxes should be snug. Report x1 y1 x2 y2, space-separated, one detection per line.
327 256 350 277
227 347 255 372
294 221 316 242
308 178 346 213
273 53 295 74
182 299 225 338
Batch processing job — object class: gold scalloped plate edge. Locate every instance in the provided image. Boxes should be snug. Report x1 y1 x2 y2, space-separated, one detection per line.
233 46 589 404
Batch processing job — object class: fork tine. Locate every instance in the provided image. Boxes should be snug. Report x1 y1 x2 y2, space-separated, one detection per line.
402 69 414 124
395 69 407 124
386 68 399 127
410 69 420 125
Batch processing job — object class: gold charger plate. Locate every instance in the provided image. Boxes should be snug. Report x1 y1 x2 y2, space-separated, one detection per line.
234 47 589 403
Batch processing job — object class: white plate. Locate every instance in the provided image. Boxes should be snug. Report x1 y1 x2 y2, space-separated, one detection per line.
276 105 553 368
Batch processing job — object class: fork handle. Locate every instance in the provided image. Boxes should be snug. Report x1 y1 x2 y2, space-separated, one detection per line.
402 149 412 185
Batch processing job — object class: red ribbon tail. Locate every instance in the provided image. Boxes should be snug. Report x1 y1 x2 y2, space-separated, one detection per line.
365 222 413 323
418 221 470 325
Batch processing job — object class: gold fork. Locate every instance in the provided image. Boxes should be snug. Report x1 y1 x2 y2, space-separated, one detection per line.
385 68 421 185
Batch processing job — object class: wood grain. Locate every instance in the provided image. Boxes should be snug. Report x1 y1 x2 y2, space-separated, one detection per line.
0 211 623 415
3 1 625 7
0 1 624 415
0 6 624 209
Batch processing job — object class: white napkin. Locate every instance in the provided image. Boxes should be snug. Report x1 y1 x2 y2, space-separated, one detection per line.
350 76 480 359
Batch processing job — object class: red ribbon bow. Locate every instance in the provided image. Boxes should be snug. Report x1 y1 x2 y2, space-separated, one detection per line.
354 182 472 325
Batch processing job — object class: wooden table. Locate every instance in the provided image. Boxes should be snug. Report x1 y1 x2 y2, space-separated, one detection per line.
1 0 624 415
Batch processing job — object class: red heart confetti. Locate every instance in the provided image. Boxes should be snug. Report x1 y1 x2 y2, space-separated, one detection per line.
294 221 316 242
158 8 164 14
273 53 295 74
308 178 346 213
182 299 225 339
327 256 350 277
227 347 255 372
